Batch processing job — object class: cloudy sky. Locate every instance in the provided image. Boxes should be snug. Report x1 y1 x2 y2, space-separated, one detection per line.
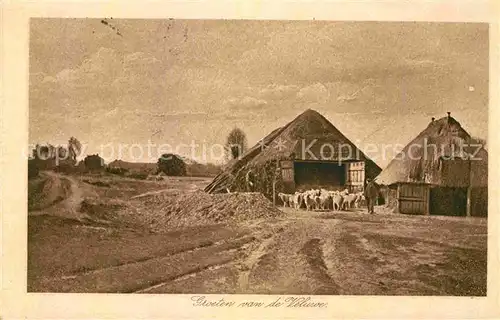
29 19 488 166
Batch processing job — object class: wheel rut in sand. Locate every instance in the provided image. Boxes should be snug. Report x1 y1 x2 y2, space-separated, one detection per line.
299 238 341 294
236 221 289 292
58 238 219 279
237 236 275 292
133 260 234 293
35 235 256 293
233 218 345 294
29 172 88 221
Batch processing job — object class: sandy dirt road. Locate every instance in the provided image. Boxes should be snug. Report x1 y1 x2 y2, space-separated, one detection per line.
28 207 487 295
29 171 88 220
137 209 486 296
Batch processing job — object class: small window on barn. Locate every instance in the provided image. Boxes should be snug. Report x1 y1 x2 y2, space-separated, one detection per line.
282 168 293 181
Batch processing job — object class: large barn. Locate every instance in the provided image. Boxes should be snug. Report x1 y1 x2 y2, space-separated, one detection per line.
376 113 488 217
205 109 382 199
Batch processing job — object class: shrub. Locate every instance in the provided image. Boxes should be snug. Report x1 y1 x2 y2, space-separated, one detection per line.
157 153 187 176
28 159 40 179
106 167 129 176
128 172 148 180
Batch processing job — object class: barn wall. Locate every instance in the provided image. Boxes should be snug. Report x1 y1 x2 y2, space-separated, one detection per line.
440 159 470 187
470 150 488 187
471 187 488 217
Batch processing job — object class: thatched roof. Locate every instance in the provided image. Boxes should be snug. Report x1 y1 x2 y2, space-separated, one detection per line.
375 114 488 187
205 109 382 194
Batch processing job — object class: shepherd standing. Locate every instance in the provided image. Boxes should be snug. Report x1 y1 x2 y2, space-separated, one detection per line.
364 178 378 214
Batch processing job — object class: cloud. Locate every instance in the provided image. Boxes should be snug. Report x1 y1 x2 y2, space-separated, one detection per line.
403 58 441 68
122 51 163 80
56 68 81 82
50 47 123 89
30 72 47 85
30 47 173 111
42 75 57 83
260 84 299 99
103 107 119 117
29 47 177 142
124 52 161 65
337 95 358 103
296 83 329 103
36 47 165 94
141 111 209 122
336 84 371 102
225 96 268 110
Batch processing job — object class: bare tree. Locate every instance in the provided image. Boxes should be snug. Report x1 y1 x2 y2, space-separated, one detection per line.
225 128 247 160
68 137 82 163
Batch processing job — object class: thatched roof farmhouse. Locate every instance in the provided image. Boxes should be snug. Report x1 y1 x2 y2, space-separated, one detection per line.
376 113 488 217
205 109 382 199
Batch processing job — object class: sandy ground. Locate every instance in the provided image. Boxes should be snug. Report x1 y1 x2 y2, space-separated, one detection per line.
27 172 487 295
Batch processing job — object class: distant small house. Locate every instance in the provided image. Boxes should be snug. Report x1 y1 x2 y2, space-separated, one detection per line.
84 154 105 171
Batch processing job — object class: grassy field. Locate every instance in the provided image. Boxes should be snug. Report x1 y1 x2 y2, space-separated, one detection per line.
27 172 487 295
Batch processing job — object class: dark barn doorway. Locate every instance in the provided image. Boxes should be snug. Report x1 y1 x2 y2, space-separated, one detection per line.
429 187 467 216
471 187 488 217
294 161 345 190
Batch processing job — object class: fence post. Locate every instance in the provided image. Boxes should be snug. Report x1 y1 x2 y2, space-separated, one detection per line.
273 180 276 207
396 184 400 213
273 164 281 207
466 186 472 217
424 185 430 215
466 159 472 217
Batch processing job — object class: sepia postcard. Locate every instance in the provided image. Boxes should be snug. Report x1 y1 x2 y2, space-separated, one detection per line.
1 1 500 319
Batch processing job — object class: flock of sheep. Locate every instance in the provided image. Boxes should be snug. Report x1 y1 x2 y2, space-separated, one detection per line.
278 189 365 211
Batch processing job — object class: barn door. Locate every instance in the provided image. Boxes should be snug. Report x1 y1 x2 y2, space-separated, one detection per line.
398 184 430 215
280 160 295 193
346 161 365 192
